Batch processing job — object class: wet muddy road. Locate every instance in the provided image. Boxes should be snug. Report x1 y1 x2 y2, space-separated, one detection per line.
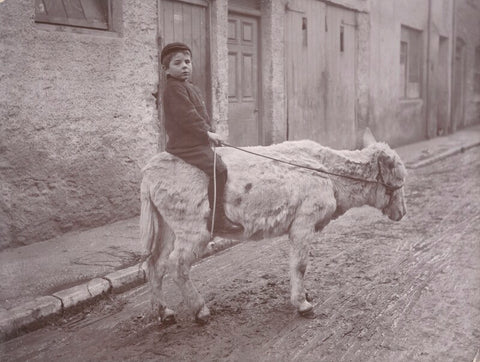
2 149 479 361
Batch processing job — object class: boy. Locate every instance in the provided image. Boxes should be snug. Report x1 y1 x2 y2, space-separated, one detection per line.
160 42 243 236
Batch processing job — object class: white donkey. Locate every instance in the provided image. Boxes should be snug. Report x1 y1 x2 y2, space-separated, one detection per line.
140 132 407 324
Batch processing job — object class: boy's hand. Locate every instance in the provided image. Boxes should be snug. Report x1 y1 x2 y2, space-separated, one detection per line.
208 131 224 146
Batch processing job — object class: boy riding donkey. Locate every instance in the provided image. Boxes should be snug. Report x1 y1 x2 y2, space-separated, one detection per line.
160 42 243 236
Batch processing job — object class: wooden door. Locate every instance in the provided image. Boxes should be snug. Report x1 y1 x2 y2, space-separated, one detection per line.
324 5 357 149
227 13 260 146
286 0 327 142
286 0 357 149
158 0 210 148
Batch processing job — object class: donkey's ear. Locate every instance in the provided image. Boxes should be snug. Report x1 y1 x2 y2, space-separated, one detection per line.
362 127 377 147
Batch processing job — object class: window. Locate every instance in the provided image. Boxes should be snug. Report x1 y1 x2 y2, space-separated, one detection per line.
302 17 308 47
400 25 423 99
35 0 113 31
474 45 480 94
340 25 344 52
399 41 408 95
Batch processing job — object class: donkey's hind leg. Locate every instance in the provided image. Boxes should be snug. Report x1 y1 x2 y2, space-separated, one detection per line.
167 229 211 324
146 218 176 324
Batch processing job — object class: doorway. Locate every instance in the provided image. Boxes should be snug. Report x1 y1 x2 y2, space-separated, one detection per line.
227 13 261 146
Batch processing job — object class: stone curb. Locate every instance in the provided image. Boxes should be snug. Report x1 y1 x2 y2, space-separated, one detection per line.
406 142 480 169
0 296 62 341
104 265 146 294
0 237 238 342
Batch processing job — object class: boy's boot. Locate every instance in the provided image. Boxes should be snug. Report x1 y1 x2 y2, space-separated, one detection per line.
213 201 243 236
207 170 243 236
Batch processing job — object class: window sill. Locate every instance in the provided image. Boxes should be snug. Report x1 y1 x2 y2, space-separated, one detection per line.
399 98 423 103
35 22 122 38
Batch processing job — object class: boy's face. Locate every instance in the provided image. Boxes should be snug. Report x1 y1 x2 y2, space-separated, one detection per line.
165 51 192 81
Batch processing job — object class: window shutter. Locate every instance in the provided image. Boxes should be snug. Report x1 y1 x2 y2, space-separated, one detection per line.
35 0 109 31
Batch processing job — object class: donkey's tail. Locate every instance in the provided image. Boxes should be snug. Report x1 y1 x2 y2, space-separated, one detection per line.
139 180 160 264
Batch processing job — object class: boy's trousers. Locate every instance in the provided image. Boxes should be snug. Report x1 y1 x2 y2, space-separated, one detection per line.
168 145 228 210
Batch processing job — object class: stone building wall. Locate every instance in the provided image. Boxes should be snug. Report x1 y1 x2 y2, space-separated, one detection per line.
0 1 159 249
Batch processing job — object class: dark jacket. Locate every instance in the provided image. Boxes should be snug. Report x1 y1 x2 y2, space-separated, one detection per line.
163 76 213 153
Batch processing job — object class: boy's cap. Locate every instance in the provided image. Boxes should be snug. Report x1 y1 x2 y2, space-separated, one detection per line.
161 42 192 63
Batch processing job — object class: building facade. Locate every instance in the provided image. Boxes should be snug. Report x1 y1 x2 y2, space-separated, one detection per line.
0 0 478 248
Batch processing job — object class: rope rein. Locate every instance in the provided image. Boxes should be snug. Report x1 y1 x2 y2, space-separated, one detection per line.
209 140 403 237
219 141 402 191
211 145 217 238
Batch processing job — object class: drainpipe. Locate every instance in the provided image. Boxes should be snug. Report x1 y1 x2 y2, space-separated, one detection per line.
156 0 166 151
425 0 432 139
450 0 456 133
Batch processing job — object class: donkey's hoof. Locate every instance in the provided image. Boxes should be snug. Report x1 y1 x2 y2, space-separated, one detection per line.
299 310 316 319
298 300 313 317
305 293 313 303
195 305 211 325
160 308 176 325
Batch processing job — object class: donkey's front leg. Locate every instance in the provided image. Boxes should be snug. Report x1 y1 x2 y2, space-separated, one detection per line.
288 223 314 315
289 244 313 315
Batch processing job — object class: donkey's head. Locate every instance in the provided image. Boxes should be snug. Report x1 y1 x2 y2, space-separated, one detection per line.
364 128 407 221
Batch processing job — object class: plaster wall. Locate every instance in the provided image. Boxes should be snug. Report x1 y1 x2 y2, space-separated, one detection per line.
260 0 287 144
427 0 454 137
355 11 371 146
209 0 230 138
0 1 159 248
